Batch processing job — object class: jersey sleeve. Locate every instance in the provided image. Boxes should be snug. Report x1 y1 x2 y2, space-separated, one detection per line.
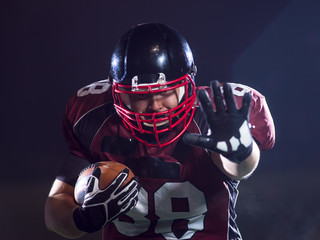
58 79 114 184
62 105 90 160
248 87 275 151
62 79 114 160
56 154 91 186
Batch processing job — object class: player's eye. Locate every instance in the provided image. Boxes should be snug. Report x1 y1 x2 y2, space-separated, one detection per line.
131 94 150 101
160 89 174 96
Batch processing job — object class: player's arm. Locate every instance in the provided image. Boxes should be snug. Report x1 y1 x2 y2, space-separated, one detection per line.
184 80 259 180
45 179 86 239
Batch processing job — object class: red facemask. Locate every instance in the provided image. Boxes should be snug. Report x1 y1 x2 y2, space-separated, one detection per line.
112 74 196 148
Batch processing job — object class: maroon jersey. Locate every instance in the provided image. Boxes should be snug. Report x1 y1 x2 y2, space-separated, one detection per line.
61 79 275 240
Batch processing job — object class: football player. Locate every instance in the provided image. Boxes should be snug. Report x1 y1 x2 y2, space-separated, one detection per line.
45 23 275 240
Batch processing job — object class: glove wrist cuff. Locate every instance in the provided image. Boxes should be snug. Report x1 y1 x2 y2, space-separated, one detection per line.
73 207 104 233
223 143 253 164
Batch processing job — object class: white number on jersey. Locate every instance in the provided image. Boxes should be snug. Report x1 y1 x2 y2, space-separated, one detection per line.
220 83 250 97
113 181 208 239
77 79 111 97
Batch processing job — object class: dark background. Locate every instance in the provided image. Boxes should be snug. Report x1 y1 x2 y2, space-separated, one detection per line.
2 0 320 239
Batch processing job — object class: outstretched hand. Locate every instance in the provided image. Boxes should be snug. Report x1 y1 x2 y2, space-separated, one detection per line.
183 80 253 163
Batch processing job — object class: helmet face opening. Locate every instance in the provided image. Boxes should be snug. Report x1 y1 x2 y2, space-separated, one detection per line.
113 74 196 147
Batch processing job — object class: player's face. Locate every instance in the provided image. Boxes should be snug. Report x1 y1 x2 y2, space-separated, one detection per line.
123 88 180 113
119 88 180 127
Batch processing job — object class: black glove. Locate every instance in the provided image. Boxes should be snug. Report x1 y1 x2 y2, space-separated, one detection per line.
183 80 253 163
73 167 140 233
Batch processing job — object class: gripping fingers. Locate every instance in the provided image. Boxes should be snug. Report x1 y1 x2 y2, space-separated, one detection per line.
109 168 130 192
85 167 101 194
120 193 138 213
108 180 139 223
115 177 139 197
108 193 138 223
84 172 100 201
118 184 139 208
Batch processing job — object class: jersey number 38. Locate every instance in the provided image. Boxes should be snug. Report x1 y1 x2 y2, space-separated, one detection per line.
114 181 207 239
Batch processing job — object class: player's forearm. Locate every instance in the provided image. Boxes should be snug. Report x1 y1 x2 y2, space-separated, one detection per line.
212 141 260 180
45 193 85 239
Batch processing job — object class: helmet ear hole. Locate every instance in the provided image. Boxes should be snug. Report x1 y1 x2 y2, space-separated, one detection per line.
187 75 195 99
108 74 114 84
190 63 197 78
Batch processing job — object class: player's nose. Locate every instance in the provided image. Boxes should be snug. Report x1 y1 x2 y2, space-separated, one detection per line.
149 95 163 111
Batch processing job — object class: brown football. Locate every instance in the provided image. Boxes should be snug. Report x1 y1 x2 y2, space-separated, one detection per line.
74 161 135 205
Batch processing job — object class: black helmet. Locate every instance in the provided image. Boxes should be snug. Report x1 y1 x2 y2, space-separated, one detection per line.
111 23 197 148
110 22 196 84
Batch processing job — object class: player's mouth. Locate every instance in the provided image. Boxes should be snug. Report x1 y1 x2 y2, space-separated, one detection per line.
141 112 170 127
143 120 169 127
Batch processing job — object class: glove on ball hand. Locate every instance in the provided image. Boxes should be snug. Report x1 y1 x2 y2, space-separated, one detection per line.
73 166 140 233
183 80 253 163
